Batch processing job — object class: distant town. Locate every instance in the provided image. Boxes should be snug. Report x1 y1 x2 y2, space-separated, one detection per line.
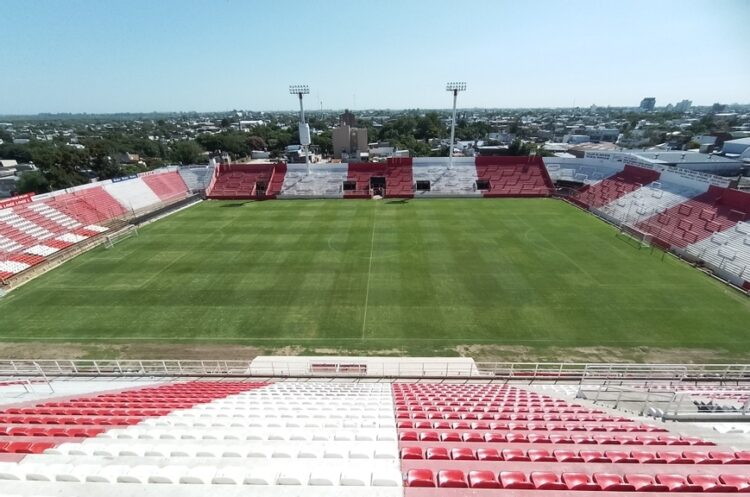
1 99 749 198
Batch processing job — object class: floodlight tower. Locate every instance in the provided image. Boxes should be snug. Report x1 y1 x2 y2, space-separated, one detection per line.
445 82 466 169
289 85 311 172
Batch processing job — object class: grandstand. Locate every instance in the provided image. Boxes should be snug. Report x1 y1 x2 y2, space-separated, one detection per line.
206 155 552 200
0 168 192 282
0 359 750 495
551 156 750 290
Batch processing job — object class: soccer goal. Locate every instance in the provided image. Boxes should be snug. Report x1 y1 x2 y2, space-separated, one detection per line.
104 226 138 249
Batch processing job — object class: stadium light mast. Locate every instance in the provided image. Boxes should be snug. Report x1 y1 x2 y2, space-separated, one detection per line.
289 85 311 173
445 82 466 169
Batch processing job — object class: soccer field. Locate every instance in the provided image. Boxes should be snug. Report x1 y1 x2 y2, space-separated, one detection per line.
1 198 749 360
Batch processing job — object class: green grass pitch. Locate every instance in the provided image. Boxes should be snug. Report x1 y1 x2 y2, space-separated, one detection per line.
1 198 749 359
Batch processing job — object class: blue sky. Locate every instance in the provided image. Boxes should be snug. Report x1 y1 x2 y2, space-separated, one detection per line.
2 0 749 113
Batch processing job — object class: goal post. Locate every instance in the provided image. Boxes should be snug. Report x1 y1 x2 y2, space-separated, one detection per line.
104 225 139 249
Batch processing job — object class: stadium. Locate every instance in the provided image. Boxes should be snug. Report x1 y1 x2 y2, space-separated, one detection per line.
1 148 750 495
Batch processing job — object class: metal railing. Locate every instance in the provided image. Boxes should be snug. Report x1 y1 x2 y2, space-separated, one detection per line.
474 362 750 382
0 360 748 381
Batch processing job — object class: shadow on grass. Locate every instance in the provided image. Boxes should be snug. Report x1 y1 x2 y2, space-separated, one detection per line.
386 199 409 205
220 202 251 208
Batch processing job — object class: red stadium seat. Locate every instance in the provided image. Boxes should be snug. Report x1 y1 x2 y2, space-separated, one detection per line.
425 447 449 460
528 448 556 462
406 469 434 487
710 450 741 464
440 432 461 442
630 449 664 464
419 431 439 441
499 471 534 490
656 474 702 492
562 472 601 491
531 471 567 490
688 474 737 492
450 448 475 460
593 473 636 492
399 431 417 441
553 449 584 463
580 450 611 463
483 432 506 442
400 447 422 460
720 474 750 492
502 448 530 462
659 450 695 464
476 448 501 461
682 450 712 464
468 470 500 489
437 470 467 488
605 450 639 463
625 473 670 492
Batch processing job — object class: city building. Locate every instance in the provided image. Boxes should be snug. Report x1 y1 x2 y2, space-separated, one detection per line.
722 137 750 157
332 125 368 161
674 99 692 112
640 97 656 112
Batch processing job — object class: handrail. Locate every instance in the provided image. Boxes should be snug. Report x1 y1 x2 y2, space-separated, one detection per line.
0 359 748 380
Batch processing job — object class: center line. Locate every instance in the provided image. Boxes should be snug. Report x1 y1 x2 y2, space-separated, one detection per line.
361 207 377 339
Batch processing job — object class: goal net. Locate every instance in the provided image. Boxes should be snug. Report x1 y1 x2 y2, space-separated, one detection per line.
104 226 138 249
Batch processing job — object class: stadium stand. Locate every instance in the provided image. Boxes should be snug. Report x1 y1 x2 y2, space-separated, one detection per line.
206 164 286 199
593 170 709 227
383 157 415 198
570 165 661 209
475 156 554 197
344 160 414 198
139 170 190 203
43 186 127 225
396 382 750 493
412 158 481 197
1 368 750 496
684 221 750 286
279 164 348 198
279 164 347 198
544 158 625 185
636 186 750 249
103 177 163 213
178 165 215 192
0 169 193 283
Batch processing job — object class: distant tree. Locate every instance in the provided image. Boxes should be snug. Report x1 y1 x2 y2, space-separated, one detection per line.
507 139 531 156
16 170 50 195
246 135 267 151
220 117 232 128
415 112 445 140
0 143 33 163
170 140 204 164
90 153 122 180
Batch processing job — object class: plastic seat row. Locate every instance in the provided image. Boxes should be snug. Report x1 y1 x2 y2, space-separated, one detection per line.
396 420 664 432
0 442 55 454
0 416 141 426
48 442 399 459
396 404 578 411
396 401 591 408
3 408 172 417
397 430 711 445
404 468 750 491
141 418 396 429
195 403 392 410
0 463 401 486
171 409 393 419
97 427 397 442
396 412 626 421
0 427 104 438
400 446 750 464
